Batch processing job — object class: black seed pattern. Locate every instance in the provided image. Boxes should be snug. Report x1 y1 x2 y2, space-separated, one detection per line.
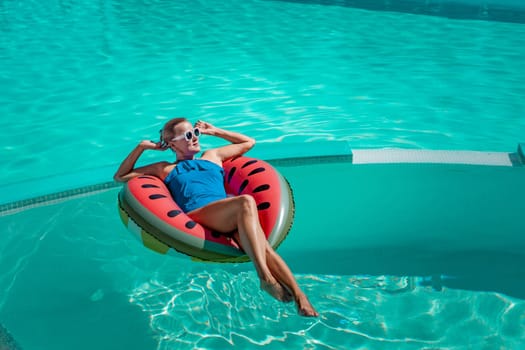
185 221 196 229
167 210 182 217
248 167 265 176
211 231 221 238
238 179 249 194
227 167 237 184
241 159 258 168
149 194 167 200
257 202 271 210
252 184 270 193
142 184 160 188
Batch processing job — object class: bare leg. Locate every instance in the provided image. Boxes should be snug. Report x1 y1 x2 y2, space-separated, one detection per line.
188 195 288 301
188 195 318 317
264 244 318 317
232 229 318 316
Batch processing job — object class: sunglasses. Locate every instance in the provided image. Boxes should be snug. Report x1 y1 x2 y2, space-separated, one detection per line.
170 127 201 142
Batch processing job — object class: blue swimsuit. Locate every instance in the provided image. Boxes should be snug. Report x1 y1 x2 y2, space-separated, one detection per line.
164 159 227 213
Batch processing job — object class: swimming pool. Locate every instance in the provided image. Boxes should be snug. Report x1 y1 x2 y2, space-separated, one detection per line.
1 0 524 348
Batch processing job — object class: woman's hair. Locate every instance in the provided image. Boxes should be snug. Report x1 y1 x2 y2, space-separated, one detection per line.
161 117 188 144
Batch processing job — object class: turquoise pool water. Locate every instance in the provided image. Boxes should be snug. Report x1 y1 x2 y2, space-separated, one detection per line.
1 0 524 185
1 0 525 348
2 182 525 349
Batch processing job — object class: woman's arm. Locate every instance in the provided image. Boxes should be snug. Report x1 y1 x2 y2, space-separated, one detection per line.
197 121 255 163
113 140 169 182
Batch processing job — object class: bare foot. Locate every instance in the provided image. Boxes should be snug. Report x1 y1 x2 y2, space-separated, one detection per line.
260 279 291 302
295 294 319 317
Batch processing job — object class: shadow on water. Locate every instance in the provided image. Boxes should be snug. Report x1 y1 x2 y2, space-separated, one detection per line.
0 323 21 350
264 0 525 24
286 247 525 300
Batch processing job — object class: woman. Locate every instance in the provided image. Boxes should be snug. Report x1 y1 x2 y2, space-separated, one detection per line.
114 118 318 317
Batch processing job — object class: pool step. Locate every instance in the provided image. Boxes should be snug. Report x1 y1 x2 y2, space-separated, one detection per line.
1 142 523 216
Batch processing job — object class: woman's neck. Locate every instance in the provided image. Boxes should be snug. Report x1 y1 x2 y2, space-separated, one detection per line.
176 155 195 163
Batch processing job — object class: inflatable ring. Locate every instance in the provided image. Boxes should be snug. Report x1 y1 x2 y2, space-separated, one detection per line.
117 156 294 262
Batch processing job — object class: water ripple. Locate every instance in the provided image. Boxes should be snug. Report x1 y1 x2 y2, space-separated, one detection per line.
127 271 525 349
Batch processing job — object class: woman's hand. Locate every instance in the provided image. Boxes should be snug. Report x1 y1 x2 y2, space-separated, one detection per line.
139 140 168 151
195 120 217 135
197 121 255 164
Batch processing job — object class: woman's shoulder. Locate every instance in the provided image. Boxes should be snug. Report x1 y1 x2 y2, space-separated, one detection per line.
199 150 222 167
152 161 176 179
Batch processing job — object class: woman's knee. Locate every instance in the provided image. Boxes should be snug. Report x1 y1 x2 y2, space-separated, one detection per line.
236 194 257 213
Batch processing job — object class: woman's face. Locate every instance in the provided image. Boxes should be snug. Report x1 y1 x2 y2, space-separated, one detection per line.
169 121 201 155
